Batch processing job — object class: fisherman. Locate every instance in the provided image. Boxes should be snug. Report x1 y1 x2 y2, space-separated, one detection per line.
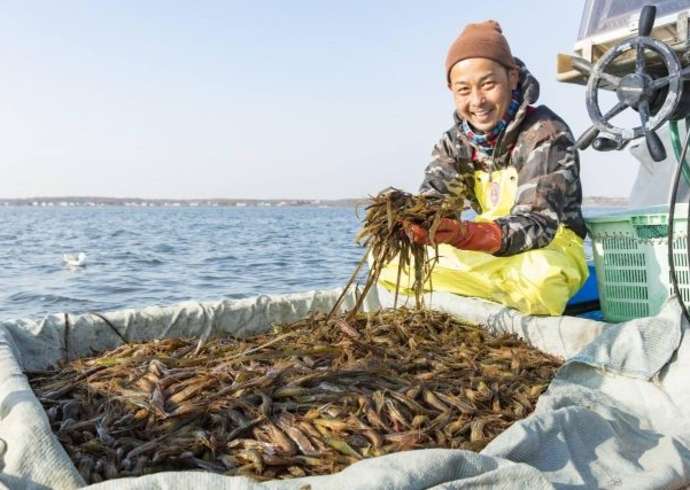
379 20 588 316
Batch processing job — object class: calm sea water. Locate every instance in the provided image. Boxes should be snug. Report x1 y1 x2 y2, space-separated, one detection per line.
0 206 614 322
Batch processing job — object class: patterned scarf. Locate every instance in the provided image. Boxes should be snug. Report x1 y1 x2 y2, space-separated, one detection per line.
461 89 522 156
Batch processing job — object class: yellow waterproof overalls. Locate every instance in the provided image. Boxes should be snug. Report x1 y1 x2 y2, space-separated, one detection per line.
378 167 588 315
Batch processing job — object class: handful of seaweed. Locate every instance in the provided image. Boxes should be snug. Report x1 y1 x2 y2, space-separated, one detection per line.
330 189 460 316
30 308 561 483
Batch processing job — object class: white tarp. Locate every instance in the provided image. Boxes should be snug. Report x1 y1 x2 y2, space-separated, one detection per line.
0 287 688 489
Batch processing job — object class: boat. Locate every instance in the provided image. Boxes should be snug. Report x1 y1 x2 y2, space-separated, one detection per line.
2 1 690 488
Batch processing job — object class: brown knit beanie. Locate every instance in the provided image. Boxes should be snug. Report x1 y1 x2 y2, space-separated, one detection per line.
445 20 516 84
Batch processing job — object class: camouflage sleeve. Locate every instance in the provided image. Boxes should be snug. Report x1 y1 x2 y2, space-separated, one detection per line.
419 132 477 211
419 133 461 197
493 127 580 257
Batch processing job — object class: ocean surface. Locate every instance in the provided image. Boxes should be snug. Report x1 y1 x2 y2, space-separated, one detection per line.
0 206 617 322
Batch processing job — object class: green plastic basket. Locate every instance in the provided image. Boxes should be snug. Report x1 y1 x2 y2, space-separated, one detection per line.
586 204 689 322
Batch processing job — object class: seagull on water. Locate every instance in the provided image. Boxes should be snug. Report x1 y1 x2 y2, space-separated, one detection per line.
63 252 87 267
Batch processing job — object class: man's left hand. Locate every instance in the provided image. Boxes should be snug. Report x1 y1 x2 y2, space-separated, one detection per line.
403 218 503 254
403 220 429 245
403 218 464 245
431 218 467 245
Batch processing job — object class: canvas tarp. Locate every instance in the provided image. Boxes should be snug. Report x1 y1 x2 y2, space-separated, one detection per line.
0 287 688 489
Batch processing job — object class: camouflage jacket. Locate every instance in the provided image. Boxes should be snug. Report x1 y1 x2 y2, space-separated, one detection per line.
419 60 586 257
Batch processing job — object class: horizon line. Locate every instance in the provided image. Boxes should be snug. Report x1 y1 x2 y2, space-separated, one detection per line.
0 195 629 201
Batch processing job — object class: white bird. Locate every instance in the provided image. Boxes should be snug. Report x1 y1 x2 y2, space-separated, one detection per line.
63 252 87 267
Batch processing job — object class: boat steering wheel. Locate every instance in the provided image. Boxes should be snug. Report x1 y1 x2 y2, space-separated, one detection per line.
573 5 690 161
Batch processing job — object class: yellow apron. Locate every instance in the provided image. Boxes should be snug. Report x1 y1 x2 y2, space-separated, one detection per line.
378 167 588 316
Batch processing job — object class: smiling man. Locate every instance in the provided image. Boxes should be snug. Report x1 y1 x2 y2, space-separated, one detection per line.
380 20 588 316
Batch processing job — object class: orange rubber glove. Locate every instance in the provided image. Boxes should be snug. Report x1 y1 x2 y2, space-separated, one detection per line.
404 218 502 254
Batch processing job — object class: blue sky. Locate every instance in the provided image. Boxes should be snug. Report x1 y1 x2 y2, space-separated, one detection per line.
0 1 639 199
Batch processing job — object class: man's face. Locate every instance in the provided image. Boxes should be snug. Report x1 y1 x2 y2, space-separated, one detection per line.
449 58 519 133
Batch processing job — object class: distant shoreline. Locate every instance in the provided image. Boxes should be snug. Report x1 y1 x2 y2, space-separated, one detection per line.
0 196 629 208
